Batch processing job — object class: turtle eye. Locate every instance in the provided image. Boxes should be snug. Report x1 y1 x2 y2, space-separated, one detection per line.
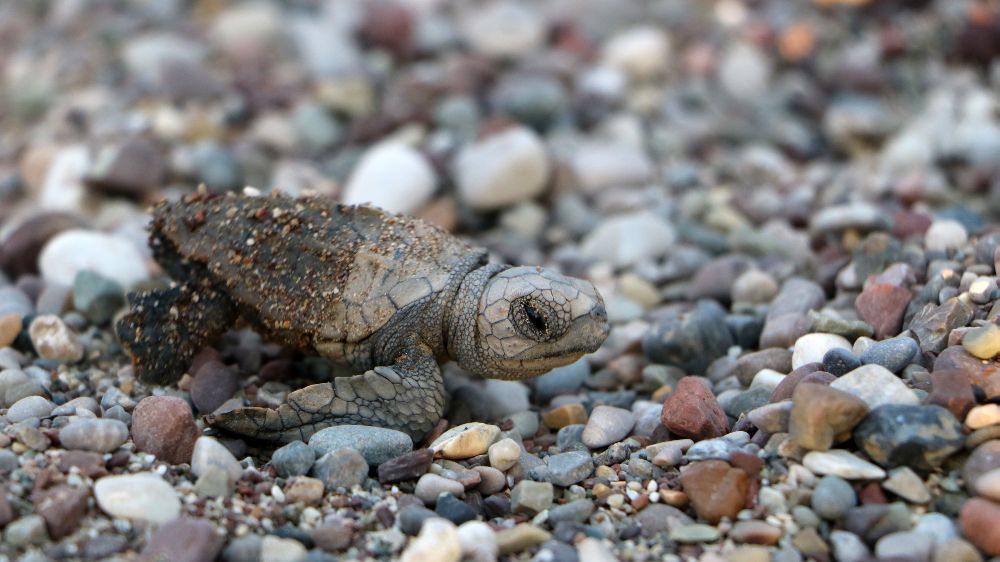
523 303 547 333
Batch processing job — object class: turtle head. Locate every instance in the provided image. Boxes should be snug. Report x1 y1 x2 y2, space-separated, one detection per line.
451 265 609 380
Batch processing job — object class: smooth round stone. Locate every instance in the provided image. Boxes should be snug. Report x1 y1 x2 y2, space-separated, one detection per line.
600 25 670 80
94 473 181 524
962 323 1000 359
792 333 851 370
487 438 521 471
545 452 594 487
975 468 1000 502
875 531 934 561
822 348 861 377
309 425 413 465
966 404 1000 429
3 515 49 547
71 270 124 325
581 211 675 268
431 422 501 460
644 301 733 376
452 126 549 211
260 535 308 562
802 449 886 480
860 336 919 373
719 41 772 99
400 517 460 562
460 1 544 58
190 360 239 414
131 395 200 465
925 220 968 253
271 441 316 478
342 142 436 215
570 142 654 194
59 419 129 453
0 287 33 318
0 369 44 408
811 475 856 520
913 512 958 545
457 521 498 562
473 466 506 495
191 436 243 482
830 364 919 408
6 395 55 423
414 473 464 506
581 405 636 449
39 230 148 289
28 315 83 362
0 313 21 348
747 401 792 433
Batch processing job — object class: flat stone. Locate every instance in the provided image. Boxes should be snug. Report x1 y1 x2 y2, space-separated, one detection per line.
669 523 721 543
495 524 551 555
910 299 974 354
854 404 964 470
736 348 793 386
378 449 434 484
875 530 934 561
309 425 413 465
582 405 635 448
94 473 181 524
830 364 919 409
430 422 500 460
803 449 886 480
729 520 782 545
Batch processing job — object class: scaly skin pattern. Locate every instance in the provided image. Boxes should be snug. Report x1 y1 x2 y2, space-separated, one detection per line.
118 191 609 443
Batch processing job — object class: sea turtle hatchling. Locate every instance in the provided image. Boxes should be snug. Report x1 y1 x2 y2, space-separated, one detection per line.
117 191 609 443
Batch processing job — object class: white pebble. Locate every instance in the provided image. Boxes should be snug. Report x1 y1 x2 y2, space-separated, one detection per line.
453 126 549 210
457 520 498 562
94 473 181 524
925 220 968 253
28 315 83 363
600 26 671 80
401 517 461 562
39 229 149 289
342 142 437 215
792 333 851 370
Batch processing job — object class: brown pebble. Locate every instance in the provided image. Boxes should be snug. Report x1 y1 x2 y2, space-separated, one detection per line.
660 377 729 440
378 448 434 484
855 284 912 340
730 520 782 545
928 369 976 420
57 450 107 478
190 360 239 414
679 460 749 524
960 497 1000 556
34 484 89 539
541 403 588 429
0 313 21 347
768 363 827 403
141 517 224 562
789 383 868 450
132 396 201 464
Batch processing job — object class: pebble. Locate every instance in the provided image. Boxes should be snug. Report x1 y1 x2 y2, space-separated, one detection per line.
34 484 89 539
966 403 1000 430
533 359 589 403
0 369 44 407
570 142 654 194
436 493 477 525
669 523 721 543
192 436 244 483
190 360 240 414
964 441 1000 496
829 364 920 408
28 314 83 362
719 41 771 99
132 395 201 464
259 535 308 562
39 229 148 288
736 348 793 386
401 517 461 562
977 468 1000 502
460 1 544 59
496 524 551 555
959 498 1000 556
822 348 861 377
551 499 597 526
644 300 733 375
875 530 934 561
0 313 22 348
729 521 783 545
285 476 324 505
431 422 501 460
855 284 913 340
660 377 729 440
853 404 964 470
378 448 434 484
415 473 465 506
452 126 548 210
59 418 129 453
3 515 49 547
313 448 368 490
963 323 1000 359
94 472 181 524
71 270 124 324
802 449 886 480
546 451 594 487
309 425 413 465
679 460 749 524
6 395 54 422
581 405 635 448
342 142 436 215
789 382 869 450
883 466 931 503
747 401 792 433
600 26 670 80
473 466 506 495
925 220 968 253
581 211 676 268
811 475 857 520
792 333 851 370
511 480 553 514
142 517 224 562
860 335 919 373
457 521 498 562
487 438 520 471
271 440 316 478
311 516 353 552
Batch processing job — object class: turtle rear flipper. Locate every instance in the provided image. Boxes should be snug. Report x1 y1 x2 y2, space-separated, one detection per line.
116 283 236 385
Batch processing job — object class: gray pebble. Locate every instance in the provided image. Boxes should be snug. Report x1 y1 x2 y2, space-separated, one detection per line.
272 441 316 478
811 475 857 520
6 395 55 422
72 270 124 325
860 335 919 373
59 418 129 453
546 452 594 487
549 499 595 525
0 369 44 408
3 514 48 547
312 448 368 490
308 425 412 465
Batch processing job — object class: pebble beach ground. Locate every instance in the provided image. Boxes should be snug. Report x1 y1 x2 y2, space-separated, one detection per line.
2 1 1000 561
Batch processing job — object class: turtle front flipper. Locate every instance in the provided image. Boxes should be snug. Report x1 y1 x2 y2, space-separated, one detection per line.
116 282 236 385
205 345 444 443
